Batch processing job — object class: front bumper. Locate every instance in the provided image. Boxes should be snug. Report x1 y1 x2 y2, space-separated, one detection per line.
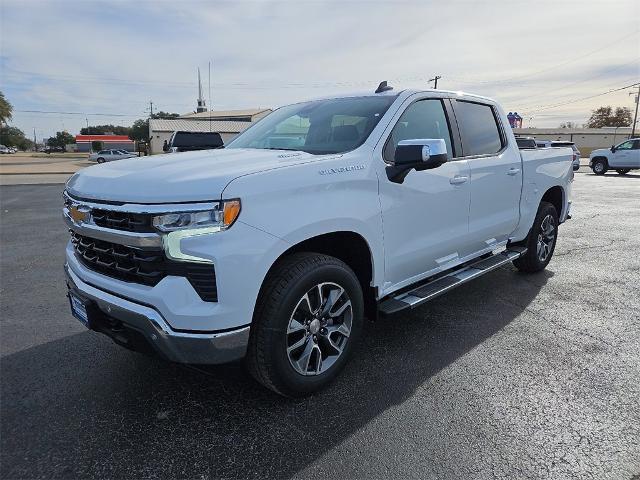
65 263 250 364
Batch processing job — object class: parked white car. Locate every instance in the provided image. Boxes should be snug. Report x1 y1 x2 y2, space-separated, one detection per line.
589 138 640 175
89 149 137 163
63 85 573 396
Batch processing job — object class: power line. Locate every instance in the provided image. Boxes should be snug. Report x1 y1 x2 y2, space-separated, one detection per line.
14 109 144 117
525 82 640 114
517 59 640 108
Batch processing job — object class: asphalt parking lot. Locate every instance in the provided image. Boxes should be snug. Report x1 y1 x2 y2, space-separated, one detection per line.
1 171 639 479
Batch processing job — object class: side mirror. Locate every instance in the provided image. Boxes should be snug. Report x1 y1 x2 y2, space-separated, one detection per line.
387 139 448 183
611 145 616 152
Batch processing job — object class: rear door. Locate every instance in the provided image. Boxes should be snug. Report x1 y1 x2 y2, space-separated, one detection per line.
452 100 522 252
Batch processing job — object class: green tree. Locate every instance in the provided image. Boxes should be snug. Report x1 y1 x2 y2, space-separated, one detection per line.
130 119 149 142
152 111 180 119
585 106 632 128
0 126 33 150
80 124 131 136
46 131 75 149
129 113 179 142
0 91 12 125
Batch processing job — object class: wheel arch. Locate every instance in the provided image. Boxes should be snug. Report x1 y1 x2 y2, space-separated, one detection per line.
541 185 564 218
262 231 378 320
591 156 609 166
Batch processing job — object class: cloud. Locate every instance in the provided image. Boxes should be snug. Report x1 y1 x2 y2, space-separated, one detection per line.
1 0 638 136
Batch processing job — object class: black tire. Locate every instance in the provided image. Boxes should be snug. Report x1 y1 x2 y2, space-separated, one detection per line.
591 158 607 175
513 201 559 273
247 252 364 397
616 169 631 175
96 157 105 163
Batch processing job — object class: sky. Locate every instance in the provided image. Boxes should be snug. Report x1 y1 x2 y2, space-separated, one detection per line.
1 0 639 140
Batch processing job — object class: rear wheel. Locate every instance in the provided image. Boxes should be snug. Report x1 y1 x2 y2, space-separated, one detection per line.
513 201 559 273
247 252 363 397
616 168 631 175
591 158 607 175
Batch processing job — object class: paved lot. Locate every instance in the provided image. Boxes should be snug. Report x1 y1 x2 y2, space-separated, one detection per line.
0 153 90 186
1 172 639 479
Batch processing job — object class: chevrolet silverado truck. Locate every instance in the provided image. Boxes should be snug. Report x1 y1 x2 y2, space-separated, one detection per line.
589 138 640 175
63 83 573 397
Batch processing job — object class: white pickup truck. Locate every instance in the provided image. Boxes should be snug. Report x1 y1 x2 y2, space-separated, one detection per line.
63 84 573 396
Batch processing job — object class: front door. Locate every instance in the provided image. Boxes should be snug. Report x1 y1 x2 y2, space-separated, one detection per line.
452 100 522 250
613 139 640 168
377 97 471 293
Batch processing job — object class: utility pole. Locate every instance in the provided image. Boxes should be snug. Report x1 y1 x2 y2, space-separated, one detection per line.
149 100 154 118
630 84 639 138
429 75 441 89
33 128 37 150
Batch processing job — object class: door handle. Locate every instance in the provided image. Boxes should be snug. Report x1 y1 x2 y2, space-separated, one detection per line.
449 175 469 185
507 167 521 175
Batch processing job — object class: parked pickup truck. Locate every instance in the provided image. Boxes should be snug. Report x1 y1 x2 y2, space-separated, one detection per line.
63 84 573 396
589 138 640 175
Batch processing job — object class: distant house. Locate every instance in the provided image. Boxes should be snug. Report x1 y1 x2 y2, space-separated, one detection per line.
75 135 135 153
148 109 272 154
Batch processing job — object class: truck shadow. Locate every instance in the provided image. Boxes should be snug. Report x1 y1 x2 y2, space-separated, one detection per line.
1 267 552 479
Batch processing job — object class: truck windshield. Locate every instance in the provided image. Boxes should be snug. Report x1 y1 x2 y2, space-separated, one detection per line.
226 96 397 155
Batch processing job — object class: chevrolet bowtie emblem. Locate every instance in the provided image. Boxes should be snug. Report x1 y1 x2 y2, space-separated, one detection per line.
69 205 90 224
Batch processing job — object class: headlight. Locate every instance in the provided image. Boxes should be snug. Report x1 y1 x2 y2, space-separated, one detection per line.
152 200 241 232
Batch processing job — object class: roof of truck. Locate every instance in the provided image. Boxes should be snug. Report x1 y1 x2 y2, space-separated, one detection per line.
308 87 497 104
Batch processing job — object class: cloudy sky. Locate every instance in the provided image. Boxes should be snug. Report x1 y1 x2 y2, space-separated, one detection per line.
1 0 638 140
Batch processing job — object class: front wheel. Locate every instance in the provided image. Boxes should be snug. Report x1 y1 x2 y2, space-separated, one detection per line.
513 201 559 273
591 158 607 175
96 157 105 163
247 252 363 397
616 169 631 175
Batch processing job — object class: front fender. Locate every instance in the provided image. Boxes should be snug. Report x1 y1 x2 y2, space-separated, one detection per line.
221 151 384 289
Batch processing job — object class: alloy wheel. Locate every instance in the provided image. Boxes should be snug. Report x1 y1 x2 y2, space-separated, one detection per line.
286 282 352 376
536 214 556 262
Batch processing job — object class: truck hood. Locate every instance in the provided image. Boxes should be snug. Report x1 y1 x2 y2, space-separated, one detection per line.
66 148 324 203
589 148 609 158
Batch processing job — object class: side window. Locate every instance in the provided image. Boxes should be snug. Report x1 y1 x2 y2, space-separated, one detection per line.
383 99 453 163
633 140 640 150
616 140 634 150
455 101 504 156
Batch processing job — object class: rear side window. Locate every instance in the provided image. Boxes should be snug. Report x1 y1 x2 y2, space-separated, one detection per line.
455 101 504 156
383 99 454 162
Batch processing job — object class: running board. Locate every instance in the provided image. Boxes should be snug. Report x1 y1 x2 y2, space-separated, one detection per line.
379 247 527 316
